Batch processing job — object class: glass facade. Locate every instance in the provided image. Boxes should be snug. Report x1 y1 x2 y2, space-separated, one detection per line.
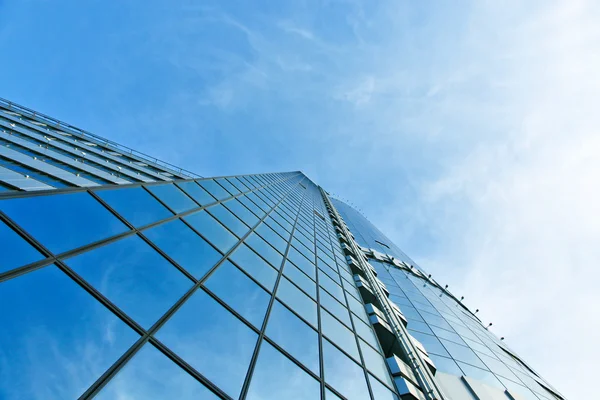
0 100 565 400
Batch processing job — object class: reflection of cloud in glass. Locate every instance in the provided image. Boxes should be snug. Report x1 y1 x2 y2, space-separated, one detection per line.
156 288 258 398
65 235 193 329
96 344 218 400
246 341 320 400
0 265 139 399
322 339 371 400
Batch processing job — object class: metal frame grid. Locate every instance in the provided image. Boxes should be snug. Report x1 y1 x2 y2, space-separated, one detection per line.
0 171 398 400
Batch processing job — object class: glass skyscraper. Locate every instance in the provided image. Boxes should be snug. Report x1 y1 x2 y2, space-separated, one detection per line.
0 99 565 400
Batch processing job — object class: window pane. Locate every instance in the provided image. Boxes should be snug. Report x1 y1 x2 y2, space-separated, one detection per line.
321 310 360 361
359 339 394 388
148 184 197 213
229 245 278 291
408 330 450 358
216 178 241 195
245 233 283 269
255 223 288 254
369 374 399 400
287 247 316 279
96 344 218 400
0 221 43 273
65 235 193 328
97 186 173 228
156 289 257 399
0 192 128 254
276 277 318 328
206 204 250 238
199 180 230 200
246 341 320 400
176 181 216 206
319 272 345 302
144 219 222 279
204 261 271 328
184 211 238 253
440 339 487 369
428 354 463 376
223 199 259 227
283 261 316 299
322 339 371 400
0 265 139 399
353 315 380 349
266 301 320 374
319 288 352 328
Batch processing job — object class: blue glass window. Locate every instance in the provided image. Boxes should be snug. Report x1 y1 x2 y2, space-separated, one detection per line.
144 219 222 279
408 330 450 357
65 235 193 328
287 247 316 279
353 315 380 350
458 362 503 388
223 199 259 227
428 354 463 376
265 301 320 374
199 179 230 200
227 177 250 193
276 277 318 327
156 289 257 399
322 339 371 400
283 261 316 299
184 211 238 253
95 344 218 399
97 186 173 228
0 221 43 273
206 204 249 237
321 310 360 360
0 192 128 254
246 341 320 400
432 326 465 345
0 265 139 399
239 195 265 218
229 244 278 291
204 261 270 328
441 340 487 369
216 178 241 195
369 374 399 400
319 272 345 301
320 288 352 328
359 339 394 388
245 233 283 269
255 223 288 254
176 181 216 206
148 183 197 213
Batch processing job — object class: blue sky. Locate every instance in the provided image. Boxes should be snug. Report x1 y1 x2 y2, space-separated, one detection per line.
1 0 598 398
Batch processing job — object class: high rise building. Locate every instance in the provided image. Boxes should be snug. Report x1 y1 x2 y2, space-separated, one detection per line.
0 99 565 400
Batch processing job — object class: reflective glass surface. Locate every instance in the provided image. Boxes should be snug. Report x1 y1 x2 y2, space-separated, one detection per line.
369 374 399 400
148 183 197 213
283 261 316 299
156 289 257 399
229 244 278 291
246 341 320 400
144 219 222 279
96 344 218 399
204 260 270 328
65 235 193 328
176 181 216 206
0 265 138 399
0 192 128 254
276 277 318 327
245 233 284 269
266 301 320 374
322 339 371 400
199 180 230 200
207 204 250 237
184 210 239 253
321 309 360 360
0 220 43 273
97 186 173 227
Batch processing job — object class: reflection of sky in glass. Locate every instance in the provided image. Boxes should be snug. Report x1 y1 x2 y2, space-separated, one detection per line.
65 235 193 329
184 210 239 253
156 289 257 399
265 301 320 375
204 260 270 328
0 192 128 254
176 181 216 206
95 343 218 400
96 186 173 228
148 183 198 213
144 219 222 279
0 265 139 399
368 373 399 400
0 220 43 274
246 341 320 400
322 339 371 400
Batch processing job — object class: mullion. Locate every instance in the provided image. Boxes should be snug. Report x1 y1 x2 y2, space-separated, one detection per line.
238 179 310 400
0 174 301 284
79 176 306 399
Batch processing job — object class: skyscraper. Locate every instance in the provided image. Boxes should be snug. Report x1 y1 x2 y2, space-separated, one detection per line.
0 99 565 400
